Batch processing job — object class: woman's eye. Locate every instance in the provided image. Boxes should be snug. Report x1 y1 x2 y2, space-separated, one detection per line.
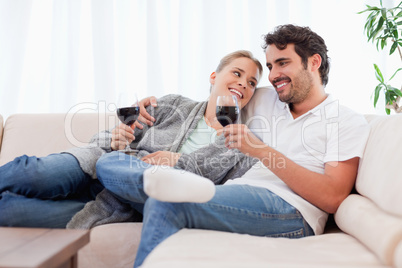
234 71 240 77
249 81 256 87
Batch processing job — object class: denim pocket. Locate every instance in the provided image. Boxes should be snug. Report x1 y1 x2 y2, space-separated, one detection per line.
269 228 304 239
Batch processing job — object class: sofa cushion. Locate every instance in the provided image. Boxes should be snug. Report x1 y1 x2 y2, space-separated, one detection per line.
395 242 402 268
356 114 402 217
78 222 142 268
0 113 116 165
335 194 402 266
141 229 386 268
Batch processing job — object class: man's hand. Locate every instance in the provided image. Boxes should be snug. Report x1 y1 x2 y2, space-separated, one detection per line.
111 123 135 151
134 96 158 129
222 124 266 157
141 151 181 167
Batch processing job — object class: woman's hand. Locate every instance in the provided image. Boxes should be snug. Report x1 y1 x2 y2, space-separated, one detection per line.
141 151 181 167
134 96 158 129
111 123 135 151
222 124 266 157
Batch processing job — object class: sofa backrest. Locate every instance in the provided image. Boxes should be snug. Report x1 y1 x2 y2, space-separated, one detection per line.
357 114 402 217
0 113 117 166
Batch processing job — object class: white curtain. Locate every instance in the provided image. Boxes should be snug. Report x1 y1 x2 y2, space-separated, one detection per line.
0 0 399 120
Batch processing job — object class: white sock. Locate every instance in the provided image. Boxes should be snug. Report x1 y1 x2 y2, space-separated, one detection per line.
143 167 216 203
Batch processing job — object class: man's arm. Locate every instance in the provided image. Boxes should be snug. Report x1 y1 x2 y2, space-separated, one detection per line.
223 124 360 214
255 145 359 214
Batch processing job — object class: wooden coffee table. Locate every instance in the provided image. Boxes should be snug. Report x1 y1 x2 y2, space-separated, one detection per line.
0 227 89 268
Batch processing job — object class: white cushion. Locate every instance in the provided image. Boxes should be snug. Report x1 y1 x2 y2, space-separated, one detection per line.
142 229 385 268
356 114 402 217
335 194 402 266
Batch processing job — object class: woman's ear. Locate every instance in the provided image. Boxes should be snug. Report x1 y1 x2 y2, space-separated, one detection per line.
209 72 216 85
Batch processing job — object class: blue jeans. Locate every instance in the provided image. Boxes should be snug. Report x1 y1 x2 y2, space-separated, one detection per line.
134 185 314 267
95 151 151 213
95 152 314 268
0 153 103 228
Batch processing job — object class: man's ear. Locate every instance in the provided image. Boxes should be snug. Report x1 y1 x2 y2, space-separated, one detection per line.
310 54 322 72
209 72 216 85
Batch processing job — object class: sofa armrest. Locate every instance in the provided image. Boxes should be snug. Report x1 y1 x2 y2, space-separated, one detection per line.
335 194 402 266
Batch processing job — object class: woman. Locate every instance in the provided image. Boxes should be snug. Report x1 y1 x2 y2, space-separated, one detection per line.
70 50 263 226
0 50 263 228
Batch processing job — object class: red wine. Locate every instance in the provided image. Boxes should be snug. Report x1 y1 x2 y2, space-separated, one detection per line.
216 106 239 127
117 106 140 125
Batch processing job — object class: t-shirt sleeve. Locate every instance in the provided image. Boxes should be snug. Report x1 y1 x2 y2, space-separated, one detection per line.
324 109 370 163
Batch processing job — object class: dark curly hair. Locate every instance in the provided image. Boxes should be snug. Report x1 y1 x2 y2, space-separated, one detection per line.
262 24 330 86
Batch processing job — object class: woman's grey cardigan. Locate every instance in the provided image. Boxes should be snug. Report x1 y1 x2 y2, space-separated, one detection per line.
67 94 257 183
66 94 258 228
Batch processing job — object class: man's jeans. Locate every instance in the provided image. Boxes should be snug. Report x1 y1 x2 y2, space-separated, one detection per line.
0 153 103 228
95 152 314 268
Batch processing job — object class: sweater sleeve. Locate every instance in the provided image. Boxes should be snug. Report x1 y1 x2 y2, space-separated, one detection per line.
88 130 113 152
174 135 258 184
132 94 196 144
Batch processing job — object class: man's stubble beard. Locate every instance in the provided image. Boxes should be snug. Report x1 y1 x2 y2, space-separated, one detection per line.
278 68 314 105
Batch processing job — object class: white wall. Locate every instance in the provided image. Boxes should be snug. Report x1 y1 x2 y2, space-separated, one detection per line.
0 0 399 120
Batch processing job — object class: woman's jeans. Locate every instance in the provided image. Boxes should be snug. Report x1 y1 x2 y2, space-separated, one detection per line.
0 153 103 228
95 151 314 268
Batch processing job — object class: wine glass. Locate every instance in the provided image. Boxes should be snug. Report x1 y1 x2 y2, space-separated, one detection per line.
116 92 140 154
216 95 240 127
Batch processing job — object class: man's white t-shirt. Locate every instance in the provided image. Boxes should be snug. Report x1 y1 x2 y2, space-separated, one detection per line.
225 87 370 235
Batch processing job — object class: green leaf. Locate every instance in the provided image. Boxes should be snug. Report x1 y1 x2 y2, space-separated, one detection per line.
381 38 387 49
393 29 399 39
381 8 387 19
376 16 385 32
393 87 402 96
358 6 378 14
388 89 398 102
374 84 382 107
390 41 398 54
386 108 391 114
374 64 384 82
385 90 391 104
389 67 402 80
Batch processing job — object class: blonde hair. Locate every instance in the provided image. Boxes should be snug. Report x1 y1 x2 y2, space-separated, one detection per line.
216 50 263 80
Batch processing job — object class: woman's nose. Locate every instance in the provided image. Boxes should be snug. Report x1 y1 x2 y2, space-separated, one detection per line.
238 78 247 89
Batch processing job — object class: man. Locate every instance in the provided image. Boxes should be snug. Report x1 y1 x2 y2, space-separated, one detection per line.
128 24 370 267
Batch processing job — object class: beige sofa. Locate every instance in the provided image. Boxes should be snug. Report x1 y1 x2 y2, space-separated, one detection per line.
0 112 402 268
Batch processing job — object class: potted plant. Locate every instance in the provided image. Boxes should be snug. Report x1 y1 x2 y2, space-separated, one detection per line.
359 0 402 114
